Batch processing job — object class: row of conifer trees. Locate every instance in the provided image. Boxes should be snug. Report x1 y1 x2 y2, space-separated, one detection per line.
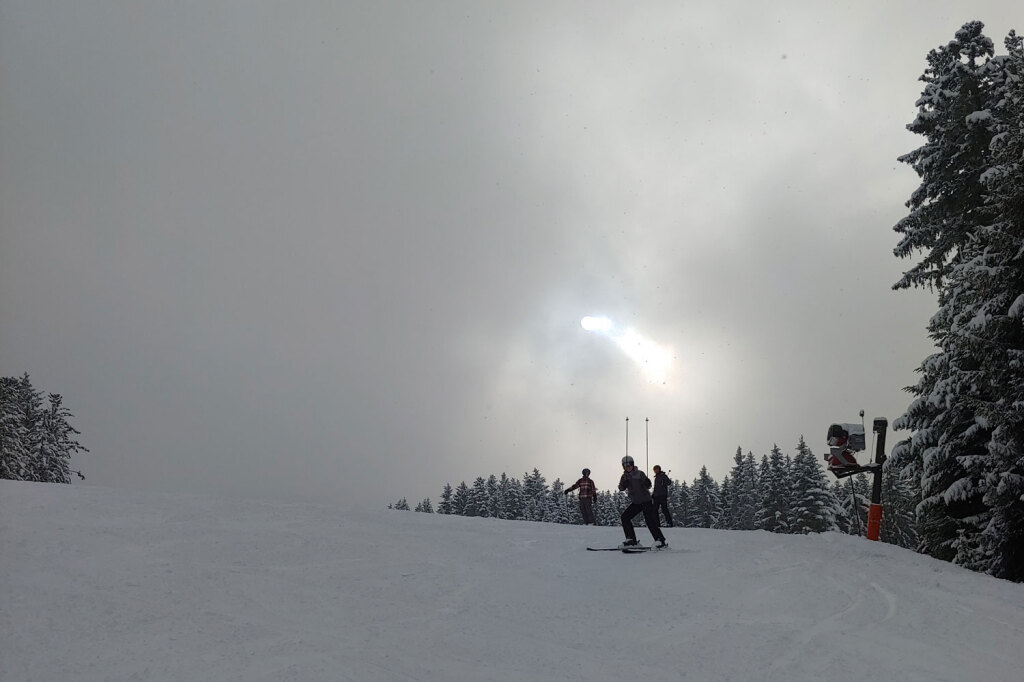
391 437 919 549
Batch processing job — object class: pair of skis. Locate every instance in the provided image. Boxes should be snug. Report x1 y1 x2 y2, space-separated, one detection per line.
587 545 662 554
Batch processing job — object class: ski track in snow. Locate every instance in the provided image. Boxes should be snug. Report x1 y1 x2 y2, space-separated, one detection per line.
765 580 894 679
2 481 1024 682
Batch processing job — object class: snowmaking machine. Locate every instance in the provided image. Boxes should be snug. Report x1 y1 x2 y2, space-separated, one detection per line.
825 417 889 541
825 422 866 471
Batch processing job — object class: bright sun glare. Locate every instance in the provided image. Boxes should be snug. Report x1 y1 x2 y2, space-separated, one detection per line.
580 315 673 384
580 316 612 332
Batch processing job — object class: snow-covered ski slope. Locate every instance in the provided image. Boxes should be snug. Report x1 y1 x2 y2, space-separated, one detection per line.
2 480 1022 682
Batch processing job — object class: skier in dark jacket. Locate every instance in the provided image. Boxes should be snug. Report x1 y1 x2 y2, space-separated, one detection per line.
652 465 674 527
564 468 598 525
618 455 667 548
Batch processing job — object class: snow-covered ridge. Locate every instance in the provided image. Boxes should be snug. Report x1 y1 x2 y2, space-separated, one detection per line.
2 480 1022 682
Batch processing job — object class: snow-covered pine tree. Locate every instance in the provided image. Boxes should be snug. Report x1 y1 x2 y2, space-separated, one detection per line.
880 465 920 550
497 473 523 520
756 446 792 534
436 483 454 514
833 474 870 536
893 21 997 291
612 489 639 525
13 374 44 482
725 448 759 530
547 479 569 524
716 475 733 529
743 451 760 523
889 353 971 560
789 436 840 534
0 375 86 484
597 490 629 527
0 377 29 480
485 474 500 518
522 469 547 522
451 481 470 516
37 393 83 484
965 29 1024 581
466 477 488 517
891 21 1005 570
671 478 692 528
690 465 723 529
594 490 612 526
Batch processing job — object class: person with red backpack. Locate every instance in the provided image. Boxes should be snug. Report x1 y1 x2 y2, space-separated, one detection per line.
564 468 598 525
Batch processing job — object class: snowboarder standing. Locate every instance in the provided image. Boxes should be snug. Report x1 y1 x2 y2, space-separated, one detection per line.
652 465 674 528
564 468 598 525
618 456 667 548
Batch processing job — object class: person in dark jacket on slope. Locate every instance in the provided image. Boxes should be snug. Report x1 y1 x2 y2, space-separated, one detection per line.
618 456 667 548
652 465 674 528
564 468 598 525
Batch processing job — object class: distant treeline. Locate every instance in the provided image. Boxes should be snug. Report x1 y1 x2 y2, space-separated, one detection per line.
390 437 919 550
0 374 87 484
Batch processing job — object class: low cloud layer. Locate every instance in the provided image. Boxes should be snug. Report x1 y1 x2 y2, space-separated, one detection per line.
1 1 1018 506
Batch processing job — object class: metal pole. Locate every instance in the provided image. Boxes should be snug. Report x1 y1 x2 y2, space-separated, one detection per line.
645 417 650 473
866 418 888 541
625 417 629 459
849 477 862 536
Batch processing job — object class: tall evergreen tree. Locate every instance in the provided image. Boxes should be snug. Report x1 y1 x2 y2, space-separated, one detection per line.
715 475 733 529
893 21 997 291
789 436 840 534
0 377 28 480
833 474 870 536
14 374 44 482
451 481 470 516
497 473 523 520
725 448 760 530
890 22 1024 575
485 474 500 518
756 447 791 534
547 479 569 523
880 465 921 550
521 469 548 522
437 483 454 514
690 466 723 529
38 393 84 484
671 479 692 528
1 375 87 483
969 30 1024 581
466 477 488 517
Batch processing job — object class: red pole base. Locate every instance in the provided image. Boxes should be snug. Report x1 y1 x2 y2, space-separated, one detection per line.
866 504 883 541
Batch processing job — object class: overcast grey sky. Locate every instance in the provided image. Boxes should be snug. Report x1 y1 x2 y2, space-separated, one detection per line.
1 1 1019 508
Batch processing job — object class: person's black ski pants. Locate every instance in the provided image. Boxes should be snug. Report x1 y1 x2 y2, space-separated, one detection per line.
578 497 596 525
653 495 673 527
621 501 665 542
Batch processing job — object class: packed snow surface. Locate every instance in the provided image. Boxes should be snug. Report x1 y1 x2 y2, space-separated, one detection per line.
2 480 1023 681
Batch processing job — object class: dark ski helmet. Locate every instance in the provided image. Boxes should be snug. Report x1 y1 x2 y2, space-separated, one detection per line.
582 468 591 476
622 455 634 467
